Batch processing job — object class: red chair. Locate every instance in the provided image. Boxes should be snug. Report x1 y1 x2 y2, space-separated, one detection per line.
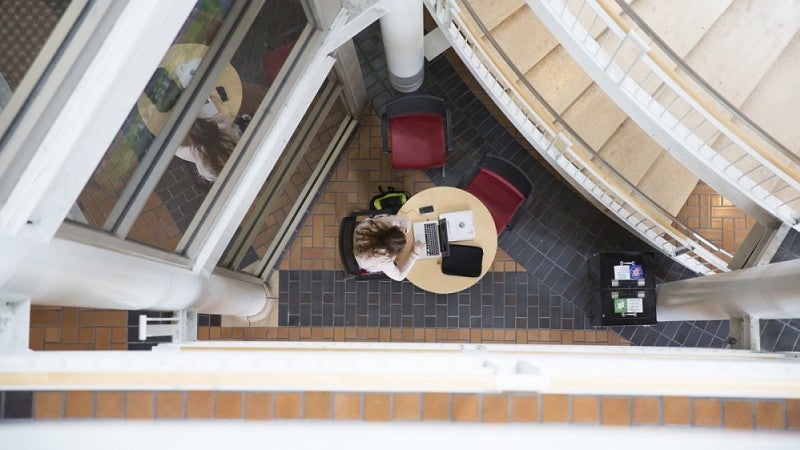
461 154 533 235
261 42 295 86
381 95 452 176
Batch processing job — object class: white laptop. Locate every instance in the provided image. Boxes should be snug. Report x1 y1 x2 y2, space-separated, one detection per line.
412 218 450 259
440 210 475 242
175 57 201 88
198 98 219 118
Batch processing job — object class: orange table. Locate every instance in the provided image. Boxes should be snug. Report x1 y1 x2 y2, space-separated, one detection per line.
137 43 242 135
398 186 497 294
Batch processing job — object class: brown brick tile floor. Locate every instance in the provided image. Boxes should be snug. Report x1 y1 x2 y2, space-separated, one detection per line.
29 305 128 351
15 389 800 431
676 181 756 257
279 107 524 273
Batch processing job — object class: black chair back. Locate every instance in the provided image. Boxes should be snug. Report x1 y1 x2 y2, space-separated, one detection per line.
337 209 393 280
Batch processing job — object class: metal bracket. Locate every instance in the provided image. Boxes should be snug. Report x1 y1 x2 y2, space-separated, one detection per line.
138 310 198 343
0 295 31 353
728 315 761 352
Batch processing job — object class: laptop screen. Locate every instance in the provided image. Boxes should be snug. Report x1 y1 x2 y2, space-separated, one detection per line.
437 218 450 257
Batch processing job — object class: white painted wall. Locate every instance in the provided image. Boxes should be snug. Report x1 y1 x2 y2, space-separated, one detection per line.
4 421 799 450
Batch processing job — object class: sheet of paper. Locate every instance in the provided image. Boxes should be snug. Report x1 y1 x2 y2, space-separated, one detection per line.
613 265 630 280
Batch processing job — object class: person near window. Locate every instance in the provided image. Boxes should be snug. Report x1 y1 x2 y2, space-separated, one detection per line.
175 115 239 182
354 214 424 281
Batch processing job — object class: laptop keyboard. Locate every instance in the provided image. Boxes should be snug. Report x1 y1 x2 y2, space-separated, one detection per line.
424 222 440 256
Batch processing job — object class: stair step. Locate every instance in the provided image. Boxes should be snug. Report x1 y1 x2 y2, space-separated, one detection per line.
597 119 662 185
738 31 800 156
630 0 732 56
463 0 525 31
524 44 594 114
490 5 559 73
562 84 628 149
636 152 700 216
454 2 558 126
683 0 800 106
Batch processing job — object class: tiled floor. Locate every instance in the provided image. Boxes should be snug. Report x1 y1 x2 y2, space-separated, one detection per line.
676 181 756 257
27 19 800 353
0 0 70 93
3 389 798 431
274 23 800 351
74 0 306 252
10 8 800 431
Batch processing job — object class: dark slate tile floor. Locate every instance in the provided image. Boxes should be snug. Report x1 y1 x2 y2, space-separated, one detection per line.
275 24 800 351
279 269 592 330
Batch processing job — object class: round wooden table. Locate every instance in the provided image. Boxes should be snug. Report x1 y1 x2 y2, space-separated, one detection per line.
398 186 497 294
136 43 242 135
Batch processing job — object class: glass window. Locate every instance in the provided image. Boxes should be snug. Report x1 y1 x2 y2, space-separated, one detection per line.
0 0 74 113
70 0 307 253
220 80 354 278
70 0 235 230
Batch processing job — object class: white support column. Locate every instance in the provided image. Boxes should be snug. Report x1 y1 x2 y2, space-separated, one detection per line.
0 234 266 316
657 258 800 321
380 0 425 92
0 0 195 239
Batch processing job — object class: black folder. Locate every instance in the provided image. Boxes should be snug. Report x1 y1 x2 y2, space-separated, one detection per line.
441 244 483 277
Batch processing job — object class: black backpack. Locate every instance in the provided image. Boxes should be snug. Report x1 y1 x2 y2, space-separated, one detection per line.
368 186 410 212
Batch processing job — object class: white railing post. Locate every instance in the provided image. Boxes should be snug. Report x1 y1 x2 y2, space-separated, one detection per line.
138 310 198 343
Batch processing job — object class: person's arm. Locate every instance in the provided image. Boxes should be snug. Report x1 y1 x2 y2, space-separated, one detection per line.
175 145 197 163
385 241 423 281
206 111 242 140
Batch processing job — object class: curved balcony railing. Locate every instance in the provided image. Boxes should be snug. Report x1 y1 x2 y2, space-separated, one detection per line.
425 0 730 275
527 0 800 230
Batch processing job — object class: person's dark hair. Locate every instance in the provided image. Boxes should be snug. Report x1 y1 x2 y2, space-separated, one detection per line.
354 219 407 258
184 118 237 176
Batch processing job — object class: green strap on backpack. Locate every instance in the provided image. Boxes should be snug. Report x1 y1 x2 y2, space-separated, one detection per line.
369 185 410 212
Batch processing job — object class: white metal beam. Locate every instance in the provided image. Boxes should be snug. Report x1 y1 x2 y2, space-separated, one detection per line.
1 342 797 398
185 34 337 275
0 233 266 316
657 258 800 321
321 1 388 55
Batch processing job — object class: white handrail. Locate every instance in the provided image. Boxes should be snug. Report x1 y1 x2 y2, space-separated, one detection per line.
425 0 728 274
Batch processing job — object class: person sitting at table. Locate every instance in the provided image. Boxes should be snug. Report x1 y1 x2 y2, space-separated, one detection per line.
353 214 424 281
175 116 239 183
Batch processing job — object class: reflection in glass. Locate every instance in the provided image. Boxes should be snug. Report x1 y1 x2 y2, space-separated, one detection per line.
0 0 73 114
72 0 307 252
221 87 350 276
70 0 235 230
124 0 307 251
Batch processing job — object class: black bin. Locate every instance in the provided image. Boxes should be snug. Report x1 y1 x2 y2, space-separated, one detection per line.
587 289 657 326
587 252 657 326
588 251 656 290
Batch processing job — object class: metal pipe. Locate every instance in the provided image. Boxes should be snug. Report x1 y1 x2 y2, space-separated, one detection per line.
0 234 267 315
657 258 800 321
